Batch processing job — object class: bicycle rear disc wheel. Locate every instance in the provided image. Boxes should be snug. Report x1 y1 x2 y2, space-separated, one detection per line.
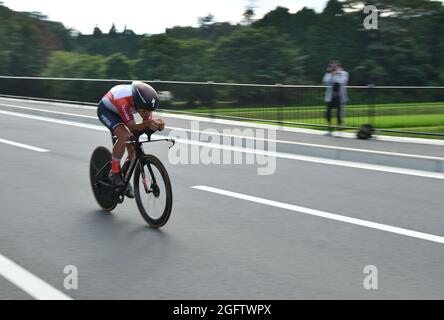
90 146 118 212
134 154 173 228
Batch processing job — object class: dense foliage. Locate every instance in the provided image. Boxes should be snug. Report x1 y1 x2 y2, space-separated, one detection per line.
0 0 443 86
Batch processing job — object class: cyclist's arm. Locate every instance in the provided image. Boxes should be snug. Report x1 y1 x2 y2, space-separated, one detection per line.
127 120 159 133
117 102 161 133
140 111 165 131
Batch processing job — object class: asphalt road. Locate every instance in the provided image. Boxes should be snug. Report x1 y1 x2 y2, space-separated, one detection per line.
0 98 443 300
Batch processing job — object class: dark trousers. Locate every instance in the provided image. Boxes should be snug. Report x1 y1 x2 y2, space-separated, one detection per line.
326 96 344 125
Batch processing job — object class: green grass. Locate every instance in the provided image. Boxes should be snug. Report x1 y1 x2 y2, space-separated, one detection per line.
282 114 444 129
187 102 444 114
169 101 444 138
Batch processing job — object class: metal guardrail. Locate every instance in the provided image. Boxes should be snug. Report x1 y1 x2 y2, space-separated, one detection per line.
0 76 443 138
1 76 443 89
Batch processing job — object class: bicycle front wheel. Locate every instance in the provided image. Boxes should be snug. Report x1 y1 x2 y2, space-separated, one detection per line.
134 154 173 228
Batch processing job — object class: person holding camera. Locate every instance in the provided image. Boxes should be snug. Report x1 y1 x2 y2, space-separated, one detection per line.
323 61 349 135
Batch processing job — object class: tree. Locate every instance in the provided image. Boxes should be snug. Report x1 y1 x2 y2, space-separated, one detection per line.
103 53 131 79
134 34 181 79
40 51 108 101
254 6 291 30
173 39 213 80
323 0 344 16
25 11 48 20
123 25 135 36
1 0 444 89
109 23 117 36
242 7 256 25
213 27 306 84
198 14 215 28
93 25 103 36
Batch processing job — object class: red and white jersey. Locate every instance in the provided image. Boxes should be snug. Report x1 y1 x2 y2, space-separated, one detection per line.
101 85 152 125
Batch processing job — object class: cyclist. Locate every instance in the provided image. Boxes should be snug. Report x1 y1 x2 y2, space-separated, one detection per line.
97 81 165 196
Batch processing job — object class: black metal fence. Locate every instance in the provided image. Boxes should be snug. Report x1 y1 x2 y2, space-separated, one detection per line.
0 76 443 138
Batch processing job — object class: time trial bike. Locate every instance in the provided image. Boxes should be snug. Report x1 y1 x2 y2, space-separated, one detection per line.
89 129 174 228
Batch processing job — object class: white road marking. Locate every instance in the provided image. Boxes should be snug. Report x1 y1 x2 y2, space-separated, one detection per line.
1 102 443 160
0 254 72 300
0 103 96 119
172 137 444 180
1 97 444 146
193 185 444 245
0 109 107 131
156 112 444 146
0 97 96 110
0 138 50 153
166 126 444 161
1 109 444 179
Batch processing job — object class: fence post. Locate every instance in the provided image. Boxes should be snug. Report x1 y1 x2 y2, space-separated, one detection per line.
275 83 284 127
207 81 215 119
368 84 375 129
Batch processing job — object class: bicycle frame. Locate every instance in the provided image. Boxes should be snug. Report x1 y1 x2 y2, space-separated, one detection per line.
90 125 175 226
108 129 175 195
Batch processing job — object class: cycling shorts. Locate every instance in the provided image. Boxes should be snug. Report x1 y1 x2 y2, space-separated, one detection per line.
97 101 124 133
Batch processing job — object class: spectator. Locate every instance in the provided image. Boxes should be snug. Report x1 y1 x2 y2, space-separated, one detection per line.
323 61 349 135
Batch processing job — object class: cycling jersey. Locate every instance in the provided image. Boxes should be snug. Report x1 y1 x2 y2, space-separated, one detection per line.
100 85 152 126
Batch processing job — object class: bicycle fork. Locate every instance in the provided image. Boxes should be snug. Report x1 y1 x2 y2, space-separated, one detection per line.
139 160 150 194
139 160 159 196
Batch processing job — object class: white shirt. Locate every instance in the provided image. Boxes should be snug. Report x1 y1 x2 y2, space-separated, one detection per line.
323 70 349 103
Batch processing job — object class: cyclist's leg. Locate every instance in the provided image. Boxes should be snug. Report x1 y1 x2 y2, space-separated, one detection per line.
97 102 125 141
111 124 132 172
126 144 135 161
97 103 128 188
112 125 136 197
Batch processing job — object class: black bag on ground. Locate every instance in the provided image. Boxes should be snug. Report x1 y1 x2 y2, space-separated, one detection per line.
357 124 375 139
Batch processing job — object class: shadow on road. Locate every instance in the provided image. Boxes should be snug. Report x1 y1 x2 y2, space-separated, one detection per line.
80 210 172 246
